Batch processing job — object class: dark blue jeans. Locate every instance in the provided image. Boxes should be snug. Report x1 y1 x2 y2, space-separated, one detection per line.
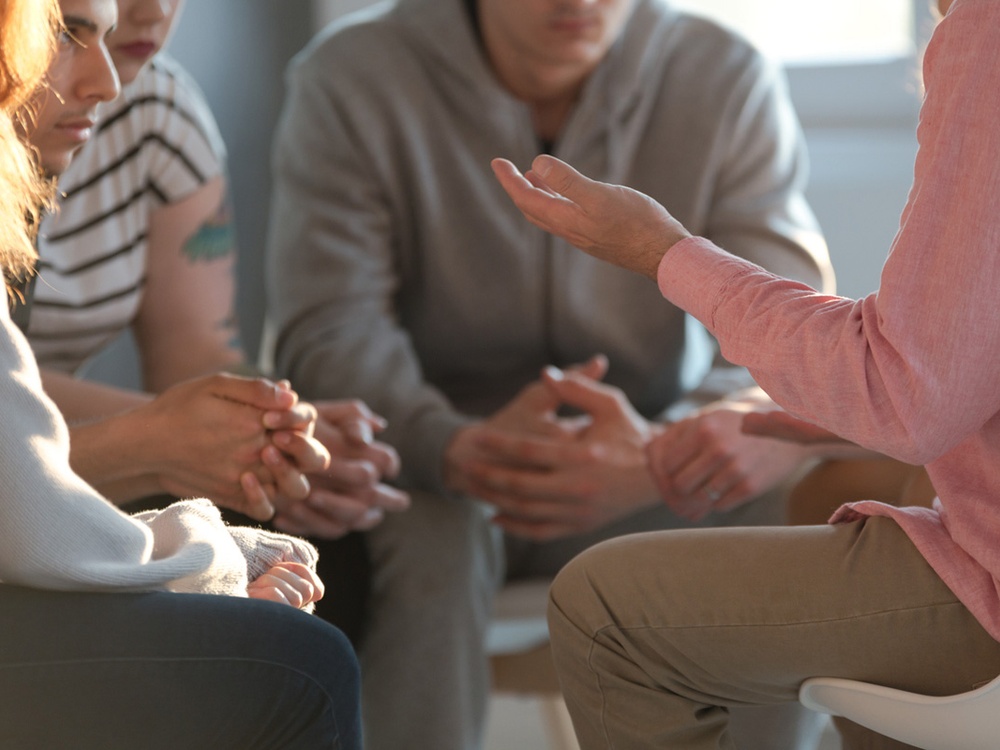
0 585 361 749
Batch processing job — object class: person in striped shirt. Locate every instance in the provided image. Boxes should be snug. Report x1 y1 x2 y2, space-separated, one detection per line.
28 0 409 541
25 0 407 642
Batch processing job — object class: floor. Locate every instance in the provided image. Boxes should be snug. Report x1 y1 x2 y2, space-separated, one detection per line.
484 695 556 750
484 695 843 750
485 695 578 750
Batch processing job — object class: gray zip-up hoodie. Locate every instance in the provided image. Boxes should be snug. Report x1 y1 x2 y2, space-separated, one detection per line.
265 0 833 493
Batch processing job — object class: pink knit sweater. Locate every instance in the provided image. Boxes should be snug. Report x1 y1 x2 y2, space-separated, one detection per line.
658 0 1000 640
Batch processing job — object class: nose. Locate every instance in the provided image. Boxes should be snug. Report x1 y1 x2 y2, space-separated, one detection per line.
556 0 601 11
77 39 121 104
129 0 171 24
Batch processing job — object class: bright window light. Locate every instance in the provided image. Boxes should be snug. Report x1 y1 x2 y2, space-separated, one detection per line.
670 0 915 65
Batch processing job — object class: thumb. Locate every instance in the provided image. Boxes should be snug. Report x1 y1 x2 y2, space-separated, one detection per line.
517 378 563 415
210 374 297 412
530 155 596 203
566 354 609 382
542 366 622 419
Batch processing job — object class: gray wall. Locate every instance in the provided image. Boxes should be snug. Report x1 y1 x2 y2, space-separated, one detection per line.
86 0 920 385
170 2 314 363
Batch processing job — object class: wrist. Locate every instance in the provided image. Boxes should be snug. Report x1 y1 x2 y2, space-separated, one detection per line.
640 223 690 280
68 407 167 502
441 424 476 493
644 431 673 503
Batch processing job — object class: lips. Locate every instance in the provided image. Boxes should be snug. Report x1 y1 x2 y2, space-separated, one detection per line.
549 15 600 35
116 40 158 61
56 117 97 144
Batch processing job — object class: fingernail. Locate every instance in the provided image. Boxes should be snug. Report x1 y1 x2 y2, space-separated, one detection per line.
534 156 551 176
263 411 282 428
296 476 311 497
544 365 564 381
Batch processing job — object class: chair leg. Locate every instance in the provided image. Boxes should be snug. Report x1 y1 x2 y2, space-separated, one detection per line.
815 714 843 750
539 694 581 750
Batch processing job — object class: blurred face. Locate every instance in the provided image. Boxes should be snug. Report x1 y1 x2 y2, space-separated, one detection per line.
24 0 120 176
479 0 635 96
108 0 184 86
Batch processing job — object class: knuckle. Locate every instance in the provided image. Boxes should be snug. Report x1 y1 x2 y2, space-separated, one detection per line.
693 422 720 443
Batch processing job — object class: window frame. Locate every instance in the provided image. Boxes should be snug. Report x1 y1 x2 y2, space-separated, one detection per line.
787 0 935 130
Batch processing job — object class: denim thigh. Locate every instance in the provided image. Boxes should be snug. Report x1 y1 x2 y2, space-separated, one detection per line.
0 586 360 750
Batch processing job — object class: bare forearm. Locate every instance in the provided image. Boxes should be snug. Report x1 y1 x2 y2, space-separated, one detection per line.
68 412 163 505
41 368 152 423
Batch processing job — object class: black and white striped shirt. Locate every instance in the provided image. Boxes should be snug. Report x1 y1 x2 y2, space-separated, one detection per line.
29 55 225 373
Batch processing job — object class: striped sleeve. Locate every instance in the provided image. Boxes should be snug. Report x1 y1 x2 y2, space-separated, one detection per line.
28 55 226 373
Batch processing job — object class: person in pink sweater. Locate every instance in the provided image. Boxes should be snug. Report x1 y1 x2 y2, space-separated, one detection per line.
491 0 1000 747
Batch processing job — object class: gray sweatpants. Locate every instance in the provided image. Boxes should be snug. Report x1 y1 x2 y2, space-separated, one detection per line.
359 484 827 749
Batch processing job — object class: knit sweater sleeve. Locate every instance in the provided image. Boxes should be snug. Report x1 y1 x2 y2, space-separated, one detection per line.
0 302 249 594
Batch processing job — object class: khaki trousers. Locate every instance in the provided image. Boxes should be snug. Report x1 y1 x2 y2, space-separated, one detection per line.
548 516 1000 749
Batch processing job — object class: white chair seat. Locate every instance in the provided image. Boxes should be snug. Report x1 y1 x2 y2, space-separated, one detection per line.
799 673 1000 750
486 579 581 750
486 579 553 656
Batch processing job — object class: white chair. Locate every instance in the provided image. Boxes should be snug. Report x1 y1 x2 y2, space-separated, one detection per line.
487 579 580 750
799 673 1000 750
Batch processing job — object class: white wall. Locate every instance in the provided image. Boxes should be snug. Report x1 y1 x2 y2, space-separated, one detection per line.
804 128 916 298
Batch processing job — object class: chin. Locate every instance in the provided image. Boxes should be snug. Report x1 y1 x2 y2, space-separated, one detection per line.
42 150 80 178
111 58 145 87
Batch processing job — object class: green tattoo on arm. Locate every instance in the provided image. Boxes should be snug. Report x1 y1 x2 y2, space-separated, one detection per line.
220 313 244 356
182 191 236 262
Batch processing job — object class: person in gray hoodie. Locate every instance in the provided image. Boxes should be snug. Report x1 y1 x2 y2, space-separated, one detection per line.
266 0 835 747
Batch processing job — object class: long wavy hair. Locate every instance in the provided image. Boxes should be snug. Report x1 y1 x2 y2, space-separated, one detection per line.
0 0 59 289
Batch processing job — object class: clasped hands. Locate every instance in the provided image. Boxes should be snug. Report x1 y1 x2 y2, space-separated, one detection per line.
443 361 821 539
139 374 408 535
444 356 659 541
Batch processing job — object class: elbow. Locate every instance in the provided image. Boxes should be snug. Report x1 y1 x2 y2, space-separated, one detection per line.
875 413 958 466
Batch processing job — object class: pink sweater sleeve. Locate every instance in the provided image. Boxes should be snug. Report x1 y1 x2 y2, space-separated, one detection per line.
657 0 1000 465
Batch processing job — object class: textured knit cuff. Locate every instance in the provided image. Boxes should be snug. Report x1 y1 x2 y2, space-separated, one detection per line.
226 525 320 583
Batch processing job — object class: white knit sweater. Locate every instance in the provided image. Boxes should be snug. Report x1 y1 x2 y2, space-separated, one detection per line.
1 293 316 595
